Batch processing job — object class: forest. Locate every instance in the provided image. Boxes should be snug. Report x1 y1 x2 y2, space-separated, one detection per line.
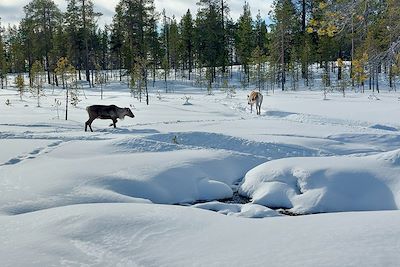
0 0 399 103
2 2 400 265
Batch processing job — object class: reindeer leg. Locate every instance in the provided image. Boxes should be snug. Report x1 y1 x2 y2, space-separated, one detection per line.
109 118 117 128
85 119 94 132
111 118 117 128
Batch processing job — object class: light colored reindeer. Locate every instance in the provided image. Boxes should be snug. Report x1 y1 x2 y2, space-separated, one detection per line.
247 91 263 115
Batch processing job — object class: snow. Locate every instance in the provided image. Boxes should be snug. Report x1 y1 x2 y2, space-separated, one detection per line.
0 147 263 214
1 79 400 266
1 204 400 267
239 150 400 214
193 201 280 217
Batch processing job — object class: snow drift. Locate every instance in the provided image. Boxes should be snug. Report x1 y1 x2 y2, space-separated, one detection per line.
240 149 400 214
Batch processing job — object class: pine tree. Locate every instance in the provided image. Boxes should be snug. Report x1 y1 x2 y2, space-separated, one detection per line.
110 5 124 81
269 0 299 91
0 19 7 89
79 0 101 87
51 22 68 86
31 60 44 107
180 10 194 80
55 57 71 89
219 0 229 74
196 0 226 83
382 0 400 89
168 17 180 80
115 0 156 104
250 46 267 91
160 9 171 90
196 0 229 72
254 11 268 55
225 18 237 77
19 19 35 86
99 27 109 73
147 16 160 86
15 74 25 100
65 0 82 79
296 0 312 80
23 0 62 85
7 25 26 76
236 2 254 85
55 57 76 119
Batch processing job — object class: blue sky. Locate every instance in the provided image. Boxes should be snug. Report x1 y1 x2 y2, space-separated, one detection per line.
0 0 273 26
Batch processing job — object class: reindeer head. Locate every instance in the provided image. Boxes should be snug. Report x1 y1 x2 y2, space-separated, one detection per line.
247 94 254 105
124 108 135 118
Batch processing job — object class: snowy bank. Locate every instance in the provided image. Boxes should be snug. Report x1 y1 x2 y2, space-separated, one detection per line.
240 149 400 214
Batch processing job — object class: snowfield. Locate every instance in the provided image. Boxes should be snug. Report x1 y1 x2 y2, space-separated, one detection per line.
1 204 400 267
1 80 400 266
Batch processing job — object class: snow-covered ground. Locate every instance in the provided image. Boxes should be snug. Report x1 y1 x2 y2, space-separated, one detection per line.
1 80 400 266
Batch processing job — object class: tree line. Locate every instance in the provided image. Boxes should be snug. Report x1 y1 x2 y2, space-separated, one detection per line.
0 0 399 101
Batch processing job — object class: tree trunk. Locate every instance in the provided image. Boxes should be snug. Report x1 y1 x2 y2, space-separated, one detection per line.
65 87 69 120
351 7 355 87
145 69 149 105
221 0 226 74
376 66 379 93
82 0 91 86
281 28 285 91
301 0 307 80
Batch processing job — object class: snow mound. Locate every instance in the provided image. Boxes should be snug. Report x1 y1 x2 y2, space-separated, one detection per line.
0 142 264 215
252 181 297 209
240 150 400 214
193 201 281 218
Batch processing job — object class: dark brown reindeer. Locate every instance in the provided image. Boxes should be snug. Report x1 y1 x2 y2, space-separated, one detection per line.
85 105 135 132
